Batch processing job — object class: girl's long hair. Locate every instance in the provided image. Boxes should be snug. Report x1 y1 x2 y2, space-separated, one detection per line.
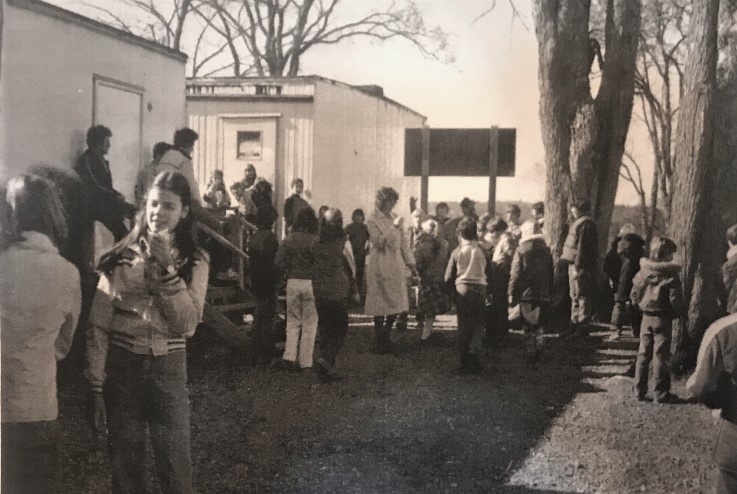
97 171 203 283
293 206 318 235
3 174 68 251
319 208 344 243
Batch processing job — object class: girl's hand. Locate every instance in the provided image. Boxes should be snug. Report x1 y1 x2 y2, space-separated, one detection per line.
148 235 175 270
393 216 404 228
91 393 107 436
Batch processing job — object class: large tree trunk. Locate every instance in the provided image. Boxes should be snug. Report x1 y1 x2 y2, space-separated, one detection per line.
592 0 642 257
533 1 593 258
666 0 721 372
534 0 641 261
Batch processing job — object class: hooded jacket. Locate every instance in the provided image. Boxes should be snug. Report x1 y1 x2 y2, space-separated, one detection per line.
630 258 685 318
509 234 554 304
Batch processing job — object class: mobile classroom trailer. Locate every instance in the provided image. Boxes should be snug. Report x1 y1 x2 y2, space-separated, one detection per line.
186 76 425 234
0 0 187 203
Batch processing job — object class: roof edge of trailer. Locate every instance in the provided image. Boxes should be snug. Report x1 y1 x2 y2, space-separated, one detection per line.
187 76 427 121
7 0 189 63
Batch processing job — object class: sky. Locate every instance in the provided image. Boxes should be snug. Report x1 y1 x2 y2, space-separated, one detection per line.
51 0 650 205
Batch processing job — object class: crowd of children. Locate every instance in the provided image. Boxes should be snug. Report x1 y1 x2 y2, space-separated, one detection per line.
2 125 737 491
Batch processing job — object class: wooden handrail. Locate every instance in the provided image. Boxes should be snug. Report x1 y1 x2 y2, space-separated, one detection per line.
196 221 249 261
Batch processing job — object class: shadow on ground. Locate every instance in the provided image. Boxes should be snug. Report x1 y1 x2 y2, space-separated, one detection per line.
57 316 602 493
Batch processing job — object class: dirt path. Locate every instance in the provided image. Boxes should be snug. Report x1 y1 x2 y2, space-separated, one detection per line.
58 317 719 493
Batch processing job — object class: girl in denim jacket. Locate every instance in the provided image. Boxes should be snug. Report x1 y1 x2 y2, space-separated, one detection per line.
86 171 209 494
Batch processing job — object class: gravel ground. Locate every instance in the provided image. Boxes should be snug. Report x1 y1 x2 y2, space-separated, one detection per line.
57 316 720 493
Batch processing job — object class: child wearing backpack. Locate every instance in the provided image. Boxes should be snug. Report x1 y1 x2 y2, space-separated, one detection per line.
630 236 684 403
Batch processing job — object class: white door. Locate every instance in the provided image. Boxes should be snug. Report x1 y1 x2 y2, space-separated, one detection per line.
221 117 278 194
93 77 143 204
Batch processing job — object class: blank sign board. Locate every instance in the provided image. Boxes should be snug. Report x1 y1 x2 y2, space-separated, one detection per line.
404 128 516 177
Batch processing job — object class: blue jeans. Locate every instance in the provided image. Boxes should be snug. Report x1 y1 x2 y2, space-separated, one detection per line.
105 345 192 494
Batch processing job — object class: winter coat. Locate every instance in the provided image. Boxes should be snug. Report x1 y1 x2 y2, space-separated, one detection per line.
86 241 209 394
508 234 554 305
561 215 598 271
492 231 517 268
721 246 737 314
686 312 737 425
275 231 318 280
603 237 622 290
630 258 685 318
607 233 646 302
283 194 310 230
248 229 279 297
313 240 355 301
363 209 415 316
413 232 448 284
0 232 81 422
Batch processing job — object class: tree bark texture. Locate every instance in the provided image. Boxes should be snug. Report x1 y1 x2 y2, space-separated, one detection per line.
592 0 642 258
534 0 641 260
533 0 593 258
666 0 721 369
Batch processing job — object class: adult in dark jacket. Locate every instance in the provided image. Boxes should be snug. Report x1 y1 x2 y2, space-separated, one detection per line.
560 200 598 336
283 178 310 233
607 225 646 340
74 125 135 241
509 233 554 361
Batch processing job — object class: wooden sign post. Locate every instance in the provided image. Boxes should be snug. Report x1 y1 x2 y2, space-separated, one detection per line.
420 124 431 213
488 126 499 216
404 127 516 215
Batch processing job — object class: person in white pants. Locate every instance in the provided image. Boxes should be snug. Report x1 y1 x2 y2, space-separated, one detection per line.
275 207 319 369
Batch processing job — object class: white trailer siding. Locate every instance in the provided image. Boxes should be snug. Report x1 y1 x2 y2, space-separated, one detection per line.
186 97 315 215
0 0 186 186
311 79 424 221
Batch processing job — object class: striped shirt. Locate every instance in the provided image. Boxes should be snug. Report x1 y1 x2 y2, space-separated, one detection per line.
85 243 209 393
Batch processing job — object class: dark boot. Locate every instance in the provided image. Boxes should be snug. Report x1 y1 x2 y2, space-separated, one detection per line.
371 317 387 354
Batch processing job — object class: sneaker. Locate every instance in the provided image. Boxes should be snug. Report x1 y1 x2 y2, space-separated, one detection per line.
607 330 622 342
636 394 649 402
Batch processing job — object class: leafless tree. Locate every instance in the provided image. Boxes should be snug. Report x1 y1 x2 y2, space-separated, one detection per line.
619 151 659 243
532 0 642 261
83 0 240 76
207 0 453 77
